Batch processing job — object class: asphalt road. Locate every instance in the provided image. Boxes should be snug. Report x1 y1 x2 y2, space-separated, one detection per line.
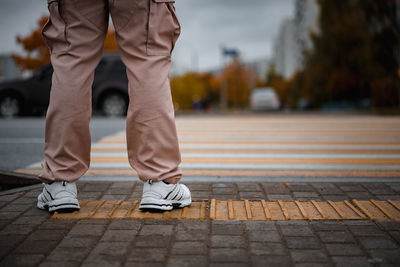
0 117 126 172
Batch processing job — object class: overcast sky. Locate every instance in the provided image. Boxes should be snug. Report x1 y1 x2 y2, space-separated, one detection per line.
0 0 294 73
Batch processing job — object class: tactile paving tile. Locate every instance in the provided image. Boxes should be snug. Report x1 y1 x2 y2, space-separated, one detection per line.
51 199 400 221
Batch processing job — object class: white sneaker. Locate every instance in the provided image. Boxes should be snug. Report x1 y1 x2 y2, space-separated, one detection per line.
37 181 80 213
139 180 192 211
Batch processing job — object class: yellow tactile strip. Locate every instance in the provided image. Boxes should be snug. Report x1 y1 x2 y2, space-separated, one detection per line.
51 199 400 221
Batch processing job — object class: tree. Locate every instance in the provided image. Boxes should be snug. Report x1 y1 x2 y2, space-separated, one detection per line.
13 16 119 72
12 16 50 72
170 72 208 110
221 59 253 108
299 0 399 108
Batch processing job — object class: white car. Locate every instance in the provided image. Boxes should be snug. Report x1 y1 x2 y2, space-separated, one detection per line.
250 87 280 111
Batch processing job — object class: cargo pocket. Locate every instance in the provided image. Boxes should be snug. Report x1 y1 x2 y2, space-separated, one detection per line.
146 0 181 56
42 0 69 54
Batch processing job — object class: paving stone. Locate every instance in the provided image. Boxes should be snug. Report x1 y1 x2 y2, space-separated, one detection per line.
0 211 25 220
294 263 331 267
331 256 373 267
252 255 292 267
210 248 248 262
388 231 400 243
244 221 276 231
175 229 208 241
166 255 207 267
100 194 128 200
211 235 246 248
87 241 130 257
238 192 265 199
212 221 244 235
134 235 171 247
249 242 286 256
0 223 37 235
346 192 374 199
68 224 107 236
286 237 320 249
46 247 91 262
325 243 364 256
170 241 206 255
318 231 355 243
0 192 24 202
358 236 398 249
237 183 262 192
377 221 400 231
81 183 110 192
209 263 249 267
0 253 45 267
15 240 58 254
0 204 32 212
12 216 48 225
312 183 343 195
139 224 173 236
187 183 212 191
108 220 142 230
211 194 237 200
127 248 167 262
191 191 212 201
368 249 400 264
377 195 400 200
100 229 137 242
280 225 314 236
0 234 26 248
105 187 132 195
57 237 97 248
78 192 103 200
38 221 76 230
348 225 385 236
286 183 315 192
11 197 37 205
81 259 122 267
0 219 10 230
39 261 81 267
124 263 164 267
212 187 236 195
290 249 328 263
176 220 208 231
321 195 349 201
77 219 109 225
310 222 346 231
338 185 366 192
248 230 281 242
27 229 68 241
261 183 290 194
292 192 319 198
267 194 293 200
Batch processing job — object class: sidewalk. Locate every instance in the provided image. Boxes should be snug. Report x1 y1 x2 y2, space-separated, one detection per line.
1 180 400 266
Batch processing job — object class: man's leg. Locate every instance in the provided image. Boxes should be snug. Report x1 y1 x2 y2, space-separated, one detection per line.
38 0 108 212
110 0 182 184
110 0 191 211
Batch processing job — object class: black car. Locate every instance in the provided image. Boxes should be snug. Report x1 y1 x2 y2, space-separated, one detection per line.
0 54 129 117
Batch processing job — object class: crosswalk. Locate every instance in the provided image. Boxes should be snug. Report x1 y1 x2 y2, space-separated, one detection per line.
16 114 400 179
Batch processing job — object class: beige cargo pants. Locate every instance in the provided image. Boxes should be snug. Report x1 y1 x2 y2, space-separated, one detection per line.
38 0 182 184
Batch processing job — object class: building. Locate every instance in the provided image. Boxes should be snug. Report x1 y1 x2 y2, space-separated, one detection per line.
274 19 297 78
273 0 319 78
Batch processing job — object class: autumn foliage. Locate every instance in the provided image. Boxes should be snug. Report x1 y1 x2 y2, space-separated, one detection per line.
13 16 119 72
12 16 50 72
170 59 261 111
272 0 399 110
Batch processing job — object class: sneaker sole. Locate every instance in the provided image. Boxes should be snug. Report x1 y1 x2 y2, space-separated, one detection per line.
139 197 192 212
37 197 80 213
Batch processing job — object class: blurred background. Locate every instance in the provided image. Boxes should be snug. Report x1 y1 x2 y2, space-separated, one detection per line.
0 0 399 117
